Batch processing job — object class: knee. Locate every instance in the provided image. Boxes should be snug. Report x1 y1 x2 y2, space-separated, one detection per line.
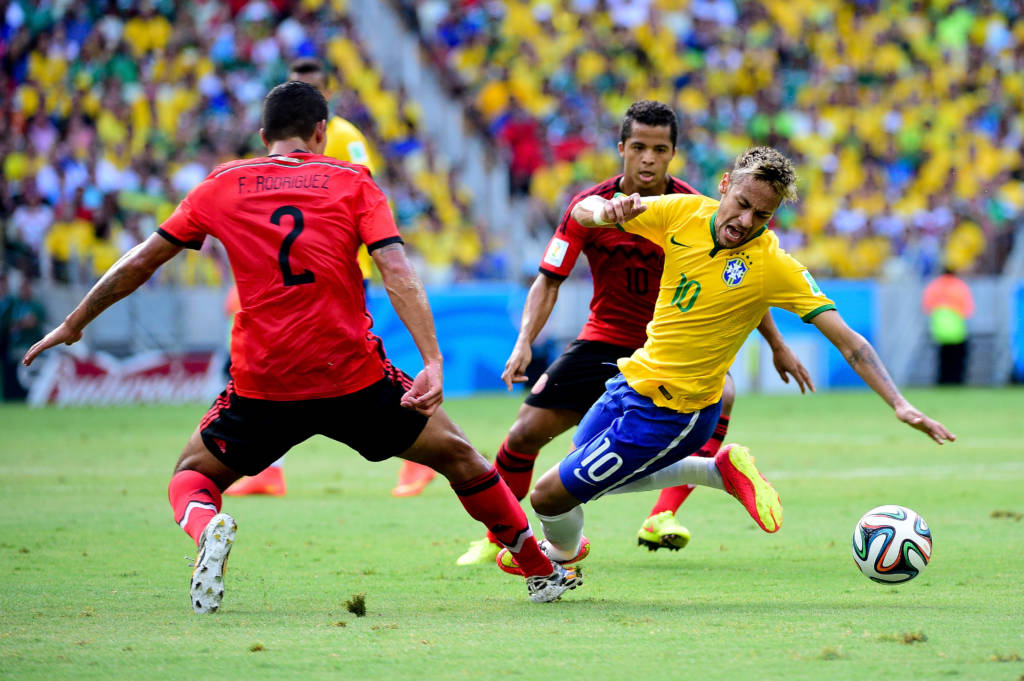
530 472 571 516
505 417 536 452
433 435 489 481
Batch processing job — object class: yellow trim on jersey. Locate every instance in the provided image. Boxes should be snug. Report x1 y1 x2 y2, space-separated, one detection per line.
616 194 835 412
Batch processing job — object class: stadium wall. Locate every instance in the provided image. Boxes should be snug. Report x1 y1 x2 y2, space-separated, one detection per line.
30 278 1021 403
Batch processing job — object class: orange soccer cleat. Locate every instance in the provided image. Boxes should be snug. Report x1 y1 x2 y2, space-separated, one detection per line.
715 444 782 533
224 466 287 497
391 460 437 497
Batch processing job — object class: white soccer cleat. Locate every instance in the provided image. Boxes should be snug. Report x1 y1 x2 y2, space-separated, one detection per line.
190 513 237 614
526 563 582 603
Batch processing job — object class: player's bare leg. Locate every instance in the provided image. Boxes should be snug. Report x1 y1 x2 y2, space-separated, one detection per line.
637 375 736 551
456 404 582 566
519 465 590 564
401 408 581 601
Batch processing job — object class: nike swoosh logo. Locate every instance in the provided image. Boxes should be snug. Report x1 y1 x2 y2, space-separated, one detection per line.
573 469 597 486
669 235 691 248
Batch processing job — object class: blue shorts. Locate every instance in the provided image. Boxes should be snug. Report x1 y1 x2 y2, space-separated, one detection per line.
559 374 722 503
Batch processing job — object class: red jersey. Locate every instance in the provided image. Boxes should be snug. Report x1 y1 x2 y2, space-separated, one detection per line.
158 152 402 401
538 175 700 349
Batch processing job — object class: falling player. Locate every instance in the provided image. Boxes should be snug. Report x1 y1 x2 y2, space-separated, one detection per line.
455 101 812 566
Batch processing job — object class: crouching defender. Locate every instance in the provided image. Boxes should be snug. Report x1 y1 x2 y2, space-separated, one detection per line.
24 81 579 611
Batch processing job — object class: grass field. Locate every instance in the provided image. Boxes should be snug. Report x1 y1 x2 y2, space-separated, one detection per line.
1 387 1023 681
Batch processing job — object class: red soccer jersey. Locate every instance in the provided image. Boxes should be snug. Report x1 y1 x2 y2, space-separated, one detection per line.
158 152 402 401
538 175 700 349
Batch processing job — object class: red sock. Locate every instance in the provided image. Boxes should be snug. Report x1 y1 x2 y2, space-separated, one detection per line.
452 466 552 577
495 437 539 500
168 470 222 546
650 484 696 515
696 414 731 457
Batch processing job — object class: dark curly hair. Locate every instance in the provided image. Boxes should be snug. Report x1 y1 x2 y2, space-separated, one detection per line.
620 100 678 148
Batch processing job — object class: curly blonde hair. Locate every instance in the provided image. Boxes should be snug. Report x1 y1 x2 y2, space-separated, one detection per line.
731 147 798 202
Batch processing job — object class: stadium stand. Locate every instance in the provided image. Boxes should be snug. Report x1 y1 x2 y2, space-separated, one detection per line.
1 0 489 287
2 1 1021 286
404 0 1023 278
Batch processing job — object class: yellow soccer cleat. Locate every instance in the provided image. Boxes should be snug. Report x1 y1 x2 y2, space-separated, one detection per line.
456 537 502 566
637 510 691 551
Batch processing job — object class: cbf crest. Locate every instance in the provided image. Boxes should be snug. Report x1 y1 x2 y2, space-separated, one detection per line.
722 258 748 287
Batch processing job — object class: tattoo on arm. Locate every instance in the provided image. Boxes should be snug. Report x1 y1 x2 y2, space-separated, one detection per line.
848 342 898 395
373 243 403 255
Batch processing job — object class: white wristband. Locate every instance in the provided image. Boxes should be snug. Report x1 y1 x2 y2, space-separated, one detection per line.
582 196 610 225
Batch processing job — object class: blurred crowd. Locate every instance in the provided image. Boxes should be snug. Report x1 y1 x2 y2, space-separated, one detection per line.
3 0 1023 295
1 0 493 293
405 0 1024 279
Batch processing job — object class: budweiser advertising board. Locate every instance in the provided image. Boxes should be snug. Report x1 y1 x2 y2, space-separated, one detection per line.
27 347 225 406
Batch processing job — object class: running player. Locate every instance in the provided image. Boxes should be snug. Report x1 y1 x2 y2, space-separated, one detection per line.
497 146 954 580
24 81 580 610
225 58 437 498
456 101 811 566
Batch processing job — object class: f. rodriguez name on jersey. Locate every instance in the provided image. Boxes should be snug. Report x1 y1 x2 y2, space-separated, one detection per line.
236 173 332 194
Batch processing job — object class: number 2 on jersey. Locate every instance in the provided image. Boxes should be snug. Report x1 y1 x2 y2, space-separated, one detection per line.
272 205 315 287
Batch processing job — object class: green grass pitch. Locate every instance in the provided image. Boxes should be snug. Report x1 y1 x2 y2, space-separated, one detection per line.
1 387 1022 681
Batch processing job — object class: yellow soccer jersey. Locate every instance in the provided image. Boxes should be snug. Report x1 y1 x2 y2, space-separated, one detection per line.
324 116 375 173
324 115 376 278
617 193 836 412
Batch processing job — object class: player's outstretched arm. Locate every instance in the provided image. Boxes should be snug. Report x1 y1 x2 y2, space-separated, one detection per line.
571 193 647 228
23 234 182 367
811 310 955 444
757 311 814 393
502 273 561 389
372 242 444 416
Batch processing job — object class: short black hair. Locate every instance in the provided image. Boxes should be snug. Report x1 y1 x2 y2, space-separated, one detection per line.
261 81 328 143
288 57 323 77
620 100 678 148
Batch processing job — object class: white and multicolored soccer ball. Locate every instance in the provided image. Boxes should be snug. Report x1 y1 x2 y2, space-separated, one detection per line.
852 505 932 584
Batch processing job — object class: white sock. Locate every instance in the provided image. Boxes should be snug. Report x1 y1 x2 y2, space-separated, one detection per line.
535 506 584 562
609 456 724 495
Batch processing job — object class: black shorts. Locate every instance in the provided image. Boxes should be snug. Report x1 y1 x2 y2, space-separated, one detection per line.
524 339 636 414
198 374 429 476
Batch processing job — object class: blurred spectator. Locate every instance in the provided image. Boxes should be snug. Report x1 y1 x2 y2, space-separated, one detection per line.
2 277 45 400
7 180 53 278
922 267 975 385
497 100 547 196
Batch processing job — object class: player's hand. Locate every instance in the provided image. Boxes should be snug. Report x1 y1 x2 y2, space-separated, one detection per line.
401 360 443 416
895 402 956 444
601 193 647 224
501 342 532 390
22 322 82 367
770 344 815 394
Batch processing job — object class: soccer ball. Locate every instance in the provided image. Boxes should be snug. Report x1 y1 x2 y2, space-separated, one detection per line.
851 505 932 584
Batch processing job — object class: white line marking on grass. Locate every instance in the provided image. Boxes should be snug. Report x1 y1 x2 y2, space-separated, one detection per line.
767 461 1024 481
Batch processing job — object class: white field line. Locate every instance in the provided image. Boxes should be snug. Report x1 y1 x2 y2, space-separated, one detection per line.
766 460 1024 481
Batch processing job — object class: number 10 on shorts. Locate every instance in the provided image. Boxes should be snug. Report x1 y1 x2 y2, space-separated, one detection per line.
573 438 623 486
